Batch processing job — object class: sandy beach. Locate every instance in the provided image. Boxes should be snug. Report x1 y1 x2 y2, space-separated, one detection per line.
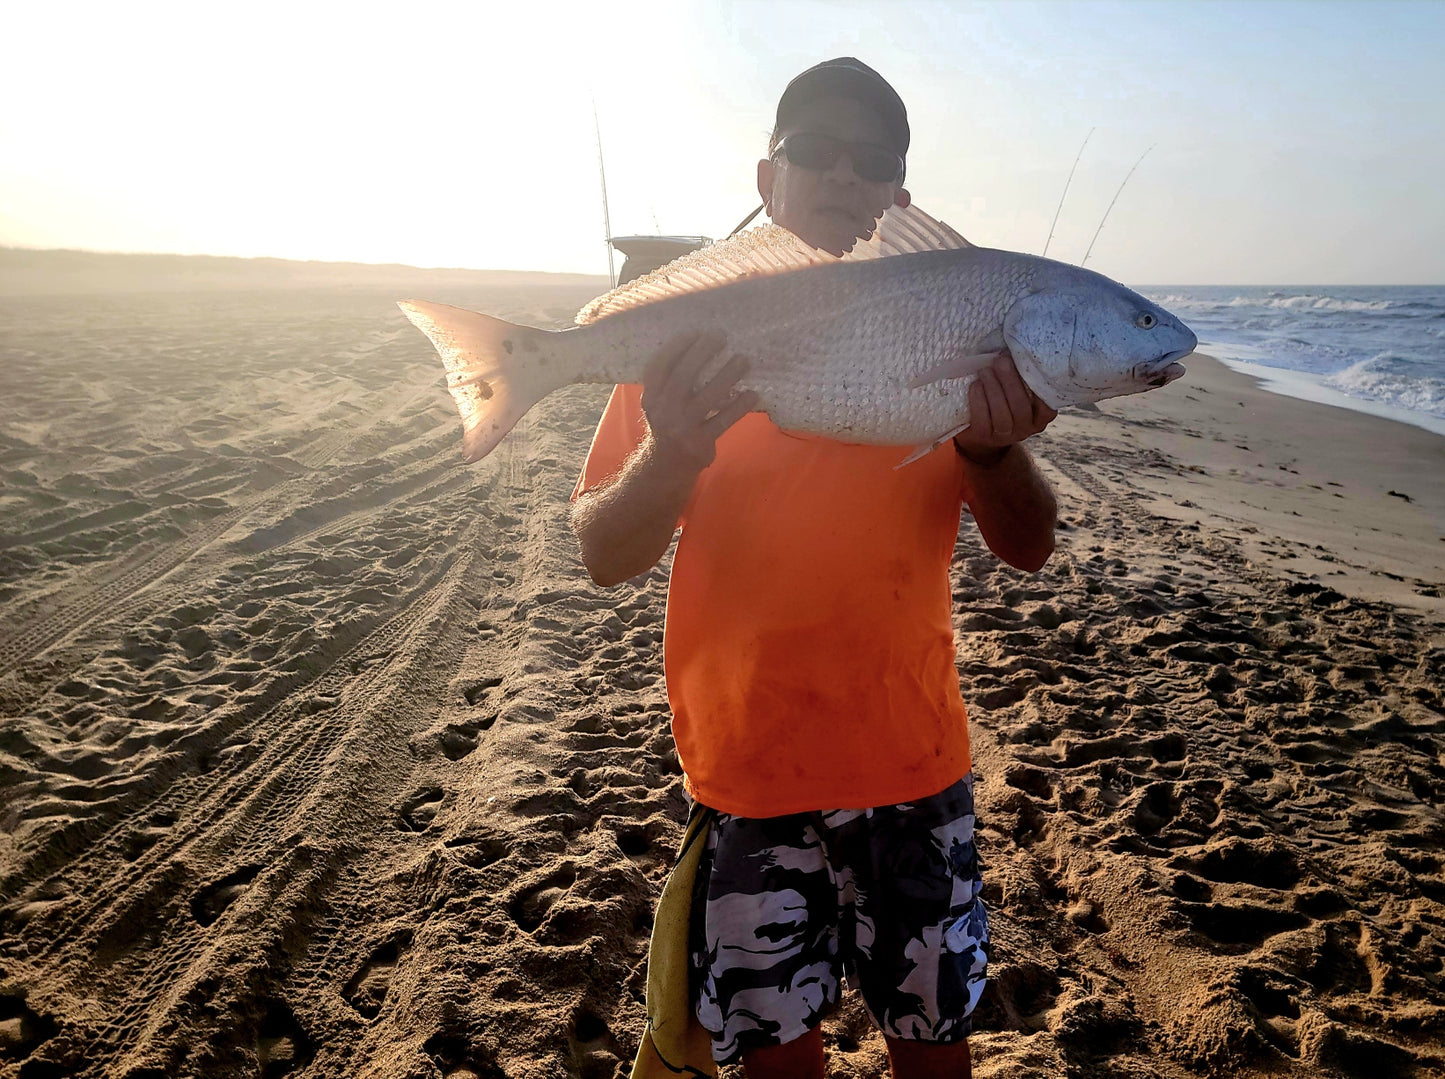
1 251 1442 1079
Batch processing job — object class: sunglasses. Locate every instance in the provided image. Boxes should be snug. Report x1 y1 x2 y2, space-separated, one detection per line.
771 132 905 184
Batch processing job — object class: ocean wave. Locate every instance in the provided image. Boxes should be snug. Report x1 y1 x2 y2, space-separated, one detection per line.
1324 354 1445 418
1227 294 1394 313
1147 287 1445 427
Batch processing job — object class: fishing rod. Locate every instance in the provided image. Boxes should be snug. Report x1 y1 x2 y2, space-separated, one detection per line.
592 100 616 288
1082 143 1155 267
1043 127 1092 259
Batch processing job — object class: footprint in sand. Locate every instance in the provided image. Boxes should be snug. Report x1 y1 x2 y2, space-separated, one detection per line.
459 674 503 706
1170 872 1213 903
1171 837 1301 890
511 787 588 821
424 1032 504 1079
440 724 481 761
1179 899 1308 950
343 935 409 1020
972 959 1061 1033
1126 779 1221 842
1234 966 1302 1029
0 995 57 1061
616 828 653 860
572 1009 622 1079
995 789 1051 848
507 866 577 935
443 832 510 870
190 864 261 927
1297 920 1377 996
601 810 678 869
1064 895 1110 934
1297 1013 1417 1076
397 787 445 832
256 1001 314 1078
120 809 178 861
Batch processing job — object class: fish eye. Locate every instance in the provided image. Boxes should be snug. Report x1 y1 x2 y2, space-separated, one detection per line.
1135 312 1157 329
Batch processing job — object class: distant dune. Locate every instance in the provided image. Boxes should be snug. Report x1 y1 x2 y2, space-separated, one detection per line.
0 247 609 296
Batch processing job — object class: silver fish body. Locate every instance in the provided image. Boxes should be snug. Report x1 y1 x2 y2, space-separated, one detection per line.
400 205 1195 463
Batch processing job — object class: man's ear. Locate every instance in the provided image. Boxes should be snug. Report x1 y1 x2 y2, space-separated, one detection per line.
757 158 775 213
894 187 911 209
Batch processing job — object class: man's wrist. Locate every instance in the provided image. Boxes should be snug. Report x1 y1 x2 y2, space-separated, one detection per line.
640 430 710 492
955 440 1012 468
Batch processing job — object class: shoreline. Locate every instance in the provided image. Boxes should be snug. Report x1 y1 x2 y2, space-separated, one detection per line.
1203 345 1445 440
1053 351 1445 619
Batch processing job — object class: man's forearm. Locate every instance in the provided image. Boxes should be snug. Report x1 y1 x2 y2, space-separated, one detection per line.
570 435 702 586
960 443 1057 572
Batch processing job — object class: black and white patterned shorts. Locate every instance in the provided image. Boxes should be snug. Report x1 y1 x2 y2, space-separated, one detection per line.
689 773 989 1064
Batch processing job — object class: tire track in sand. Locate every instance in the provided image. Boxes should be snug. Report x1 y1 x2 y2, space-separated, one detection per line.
0 381 446 704
2 516 486 1078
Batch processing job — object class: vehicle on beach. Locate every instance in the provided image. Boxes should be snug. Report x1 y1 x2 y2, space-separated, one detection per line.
609 234 712 285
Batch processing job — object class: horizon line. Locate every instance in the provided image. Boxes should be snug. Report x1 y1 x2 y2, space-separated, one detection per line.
3 244 1441 289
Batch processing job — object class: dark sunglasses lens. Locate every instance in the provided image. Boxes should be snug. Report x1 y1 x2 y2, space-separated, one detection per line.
852 146 902 183
784 134 837 171
782 134 899 183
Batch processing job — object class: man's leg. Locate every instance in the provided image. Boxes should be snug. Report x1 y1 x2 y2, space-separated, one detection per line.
835 775 989 1077
741 1026 826 1079
742 1027 970 1079
884 1034 972 1079
692 811 841 1069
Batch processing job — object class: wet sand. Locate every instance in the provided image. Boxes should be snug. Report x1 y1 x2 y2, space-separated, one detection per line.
1 251 1442 1078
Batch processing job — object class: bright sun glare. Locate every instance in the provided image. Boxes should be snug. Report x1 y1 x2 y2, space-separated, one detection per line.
2 1 1443 283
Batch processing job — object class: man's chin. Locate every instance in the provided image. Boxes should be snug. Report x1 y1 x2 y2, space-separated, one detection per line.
804 216 870 256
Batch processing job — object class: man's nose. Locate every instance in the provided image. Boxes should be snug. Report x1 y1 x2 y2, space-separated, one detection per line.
822 152 861 185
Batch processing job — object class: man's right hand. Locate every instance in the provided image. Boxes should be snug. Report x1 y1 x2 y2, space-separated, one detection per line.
641 331 758 473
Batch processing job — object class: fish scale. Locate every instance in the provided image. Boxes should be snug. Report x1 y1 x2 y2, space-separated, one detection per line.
399 203 1196 465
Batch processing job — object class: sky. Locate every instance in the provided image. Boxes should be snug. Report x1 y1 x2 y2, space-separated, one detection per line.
2 0 1443 285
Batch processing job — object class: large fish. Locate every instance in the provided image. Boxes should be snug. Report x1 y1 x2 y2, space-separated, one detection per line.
399 203 1195 465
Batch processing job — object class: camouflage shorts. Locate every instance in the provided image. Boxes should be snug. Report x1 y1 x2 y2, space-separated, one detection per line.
689 773 989 1064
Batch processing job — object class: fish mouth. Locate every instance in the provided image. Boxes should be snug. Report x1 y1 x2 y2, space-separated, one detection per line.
1148 362 1187 388
1138 348 1192 388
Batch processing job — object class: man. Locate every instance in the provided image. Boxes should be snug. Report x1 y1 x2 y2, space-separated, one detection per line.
570 59 1058 1079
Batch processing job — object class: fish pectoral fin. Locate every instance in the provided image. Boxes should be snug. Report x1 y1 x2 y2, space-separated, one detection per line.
907 351 1003 390
895 422 971 469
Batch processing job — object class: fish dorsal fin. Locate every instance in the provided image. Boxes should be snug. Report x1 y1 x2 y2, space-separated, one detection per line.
575 202 972 325
855 203 975 259
576 224 837 325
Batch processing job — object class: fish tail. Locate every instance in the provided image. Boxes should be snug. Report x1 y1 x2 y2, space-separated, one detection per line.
398 299 567 463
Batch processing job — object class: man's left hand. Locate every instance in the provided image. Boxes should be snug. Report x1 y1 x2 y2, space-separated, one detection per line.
954 352 1058 465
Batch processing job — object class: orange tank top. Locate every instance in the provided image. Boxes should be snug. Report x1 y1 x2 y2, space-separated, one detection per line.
574 385 972 817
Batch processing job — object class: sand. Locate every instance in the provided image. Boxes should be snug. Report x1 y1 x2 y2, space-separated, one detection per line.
1 251 1442 1079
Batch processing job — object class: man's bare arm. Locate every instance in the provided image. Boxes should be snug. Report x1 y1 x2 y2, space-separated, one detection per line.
571 332 756 587
953 353 1059 572
571 437 705 587
961 444 1057 571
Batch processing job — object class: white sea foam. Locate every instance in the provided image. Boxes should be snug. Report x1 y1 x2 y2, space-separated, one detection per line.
1143 285 1445 436
1325 354 1445 418
1226 294 1393 313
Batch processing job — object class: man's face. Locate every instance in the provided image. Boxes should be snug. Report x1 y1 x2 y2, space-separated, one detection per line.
758 94 903 256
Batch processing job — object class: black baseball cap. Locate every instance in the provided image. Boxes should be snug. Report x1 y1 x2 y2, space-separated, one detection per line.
775 57 910 158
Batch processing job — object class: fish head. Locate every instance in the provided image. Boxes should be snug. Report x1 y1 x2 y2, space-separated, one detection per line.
1003 284 1197 409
